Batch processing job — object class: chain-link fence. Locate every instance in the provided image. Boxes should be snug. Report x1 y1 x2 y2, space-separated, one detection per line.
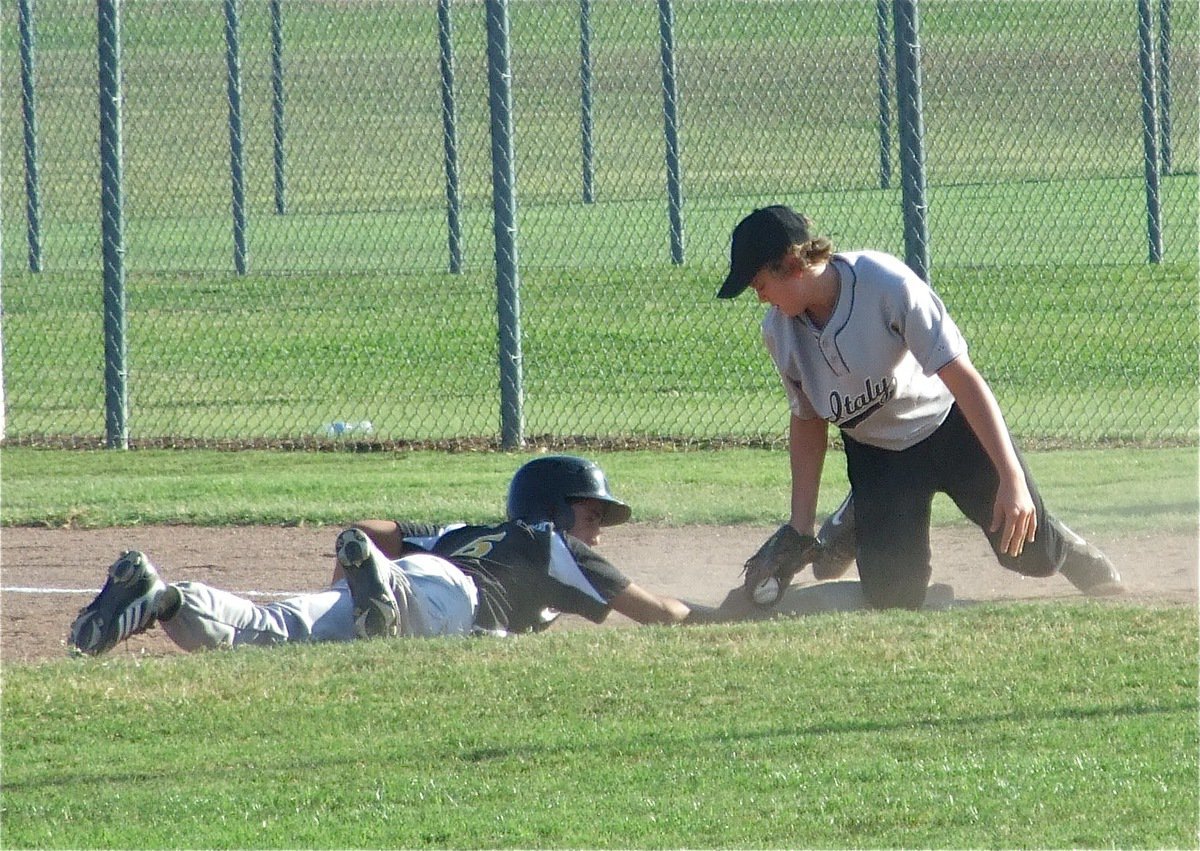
2 0 1196 450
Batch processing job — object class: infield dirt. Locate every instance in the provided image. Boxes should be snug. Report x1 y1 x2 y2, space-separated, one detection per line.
3 523 1195 664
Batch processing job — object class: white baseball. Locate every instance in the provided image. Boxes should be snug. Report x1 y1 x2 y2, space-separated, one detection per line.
752 576 780 605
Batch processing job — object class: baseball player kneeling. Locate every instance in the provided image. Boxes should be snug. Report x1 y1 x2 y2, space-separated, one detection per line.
719 205 1124 610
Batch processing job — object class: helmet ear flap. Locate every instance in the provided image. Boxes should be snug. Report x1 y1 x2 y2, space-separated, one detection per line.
553 501 577 532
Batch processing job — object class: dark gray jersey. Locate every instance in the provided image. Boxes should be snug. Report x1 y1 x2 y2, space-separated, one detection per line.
423 519 630 634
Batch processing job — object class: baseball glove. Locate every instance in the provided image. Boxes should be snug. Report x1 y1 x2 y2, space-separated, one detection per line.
742 524 821 607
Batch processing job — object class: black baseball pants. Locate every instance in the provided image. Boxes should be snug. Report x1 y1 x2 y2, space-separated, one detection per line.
842 404 1070 609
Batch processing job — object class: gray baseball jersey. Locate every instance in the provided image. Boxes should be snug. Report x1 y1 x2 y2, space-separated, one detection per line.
761 250 967 450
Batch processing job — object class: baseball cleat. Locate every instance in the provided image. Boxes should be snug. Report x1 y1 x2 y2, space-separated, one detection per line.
813 493 856 581
1059 545 1126 596
69 551 167 656
336 528 400 639
1054 521 1126 597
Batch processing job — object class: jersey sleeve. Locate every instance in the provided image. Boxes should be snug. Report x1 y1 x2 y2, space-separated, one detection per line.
563 535 631 602
891 269 967 375
537 534 630 624
394 521 452 555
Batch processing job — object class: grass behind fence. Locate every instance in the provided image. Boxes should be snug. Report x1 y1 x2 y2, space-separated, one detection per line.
3 1 1196 264
1 1 1196 446
2 256 1196 445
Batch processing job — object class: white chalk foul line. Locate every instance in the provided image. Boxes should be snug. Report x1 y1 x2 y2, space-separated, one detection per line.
2 586 303 598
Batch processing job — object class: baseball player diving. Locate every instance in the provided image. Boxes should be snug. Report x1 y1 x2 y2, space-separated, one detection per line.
69 455 753 657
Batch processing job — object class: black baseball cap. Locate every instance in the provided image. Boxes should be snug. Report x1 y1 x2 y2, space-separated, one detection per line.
717 205 812 299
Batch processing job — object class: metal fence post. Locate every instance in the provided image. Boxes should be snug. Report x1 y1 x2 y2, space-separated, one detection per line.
1136 0 1164 263
1157 0 1173 173
98 0 128 449
874 0 893 190
891 0 930 282
1 129 6 441
657 0 684 265
18 0 43 273
438 0 464 274
580 0 595 204
224 0 249 274
485 0 524 449
270 0 287 215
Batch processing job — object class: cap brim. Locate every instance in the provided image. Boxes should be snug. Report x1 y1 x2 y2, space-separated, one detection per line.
717 271 749 299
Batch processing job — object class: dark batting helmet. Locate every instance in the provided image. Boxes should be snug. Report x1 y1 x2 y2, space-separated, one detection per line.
506 455 632 531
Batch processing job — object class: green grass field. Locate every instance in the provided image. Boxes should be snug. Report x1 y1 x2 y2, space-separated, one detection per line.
2 445 1197 847
3 604 1195 848
1 444 1196 532
1 3 1197 843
